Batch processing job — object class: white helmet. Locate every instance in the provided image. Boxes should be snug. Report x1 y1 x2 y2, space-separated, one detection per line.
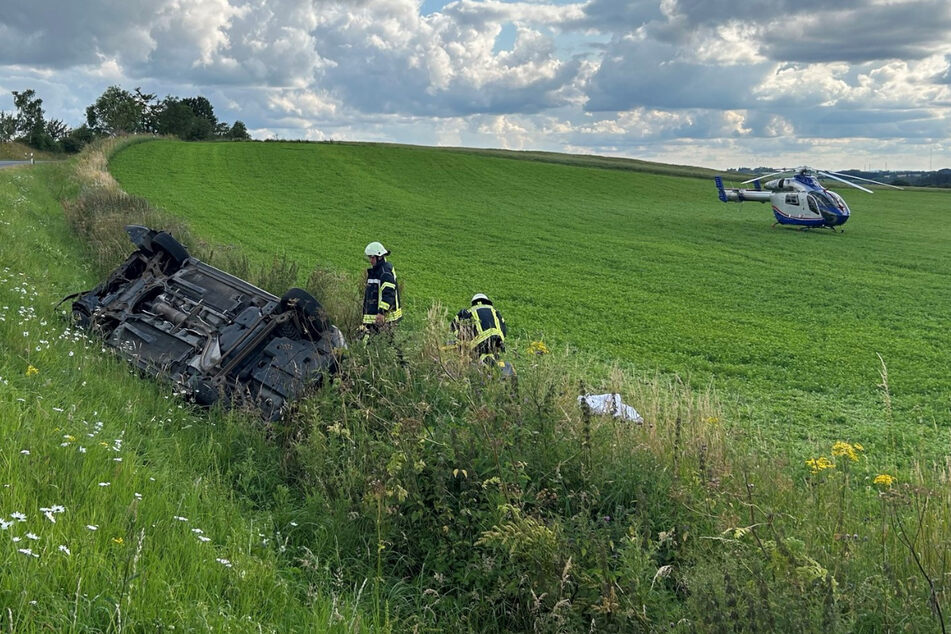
471 293 491 305
364 241 389 257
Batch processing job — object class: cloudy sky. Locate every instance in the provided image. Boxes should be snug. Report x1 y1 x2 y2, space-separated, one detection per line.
2 0 950 170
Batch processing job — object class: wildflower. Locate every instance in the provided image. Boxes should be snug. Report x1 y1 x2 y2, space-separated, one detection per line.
58 545 71 555
11 512 26 522
216 558 233 568
197 536 211 543
25 532 39 541
20 449 29 455
78 447 86 453
44 511 55 523
527 340 549 355
290 521 298 527
191 528 204 534
25 365 38 376
0 520 12 530
874 474 895 487
85 525 98 531
806 457 835 474
112 537 124 545
98 482 110 487
12 536 21 542
18 548 38 558
173 516 188 522
832 441 862 462
134 493 142 500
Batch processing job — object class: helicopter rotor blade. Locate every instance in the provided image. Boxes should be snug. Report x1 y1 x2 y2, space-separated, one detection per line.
817 170 874 193
823 169 904 190
741 168 791 184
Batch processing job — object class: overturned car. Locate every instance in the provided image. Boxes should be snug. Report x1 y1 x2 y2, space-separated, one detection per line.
68 225 344 420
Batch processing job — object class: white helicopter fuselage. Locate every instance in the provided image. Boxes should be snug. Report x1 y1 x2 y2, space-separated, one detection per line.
715 173 851 228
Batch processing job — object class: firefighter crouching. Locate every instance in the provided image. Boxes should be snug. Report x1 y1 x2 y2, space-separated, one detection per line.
451 293 514 376
361 241 402 337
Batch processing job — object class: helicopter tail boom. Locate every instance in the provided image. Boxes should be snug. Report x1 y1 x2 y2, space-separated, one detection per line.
715 177 772 203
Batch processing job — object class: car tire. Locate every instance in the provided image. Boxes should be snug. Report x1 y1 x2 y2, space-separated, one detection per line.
151 231 190 273
279 288 328 336
71 304 92 329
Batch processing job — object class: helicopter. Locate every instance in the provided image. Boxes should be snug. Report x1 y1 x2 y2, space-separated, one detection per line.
714 166 902 230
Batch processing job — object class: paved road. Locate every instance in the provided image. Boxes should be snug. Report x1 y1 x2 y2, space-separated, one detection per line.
0 160 33 169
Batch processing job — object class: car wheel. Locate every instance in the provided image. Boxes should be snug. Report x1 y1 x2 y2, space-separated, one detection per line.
71 304 92 329
279 288 328 336
151 231 190 273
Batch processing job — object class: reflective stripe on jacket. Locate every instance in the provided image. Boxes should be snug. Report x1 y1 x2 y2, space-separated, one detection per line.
452 303 506 356
363 260 402 324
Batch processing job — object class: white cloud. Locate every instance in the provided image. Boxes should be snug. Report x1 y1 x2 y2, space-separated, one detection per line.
2 0 951 169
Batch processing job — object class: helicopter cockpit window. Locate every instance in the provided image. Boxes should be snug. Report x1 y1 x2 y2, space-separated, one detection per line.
808 192 834 213
785 193 800 205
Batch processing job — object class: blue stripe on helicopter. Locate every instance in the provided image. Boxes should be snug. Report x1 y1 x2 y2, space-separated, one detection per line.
771 206 825 227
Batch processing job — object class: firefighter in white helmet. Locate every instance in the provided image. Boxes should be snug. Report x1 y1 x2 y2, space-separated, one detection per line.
361 241 402 334
451 293 507 366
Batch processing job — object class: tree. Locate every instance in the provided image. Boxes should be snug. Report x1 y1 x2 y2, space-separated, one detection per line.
12 89 55 150
187 116 215 141
12 89 45 139
45 118 70 143
86 85 145 135
0 111 15 142
61 124 95 153
154 97 195 138
180 96 217 140
133 88 158 133
229 120 250 140
181 96 216 126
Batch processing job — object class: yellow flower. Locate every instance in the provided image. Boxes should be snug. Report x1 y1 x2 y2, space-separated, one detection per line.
806 457 835 474
26 365 38 376
832 441 862 462
873 474 895 487
112 537 124 545
527 340 549 355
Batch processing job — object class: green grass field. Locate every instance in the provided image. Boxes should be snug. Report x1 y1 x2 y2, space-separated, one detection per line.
110 140 951 462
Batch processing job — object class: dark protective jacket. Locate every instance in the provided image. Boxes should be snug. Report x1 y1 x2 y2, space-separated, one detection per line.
362 259 402 325
452 301 507 360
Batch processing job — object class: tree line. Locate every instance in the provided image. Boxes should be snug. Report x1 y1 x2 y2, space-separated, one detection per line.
0 86 250 154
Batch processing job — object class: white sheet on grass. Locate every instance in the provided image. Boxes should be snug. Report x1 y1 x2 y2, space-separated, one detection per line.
578 393 644 423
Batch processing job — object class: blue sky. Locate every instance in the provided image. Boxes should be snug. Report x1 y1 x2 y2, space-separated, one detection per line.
2 0 950 170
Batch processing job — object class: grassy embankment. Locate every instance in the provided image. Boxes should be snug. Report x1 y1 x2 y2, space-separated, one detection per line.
111 140 951 465
0 146 367 631
2 137 951 631
0 141 60 161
